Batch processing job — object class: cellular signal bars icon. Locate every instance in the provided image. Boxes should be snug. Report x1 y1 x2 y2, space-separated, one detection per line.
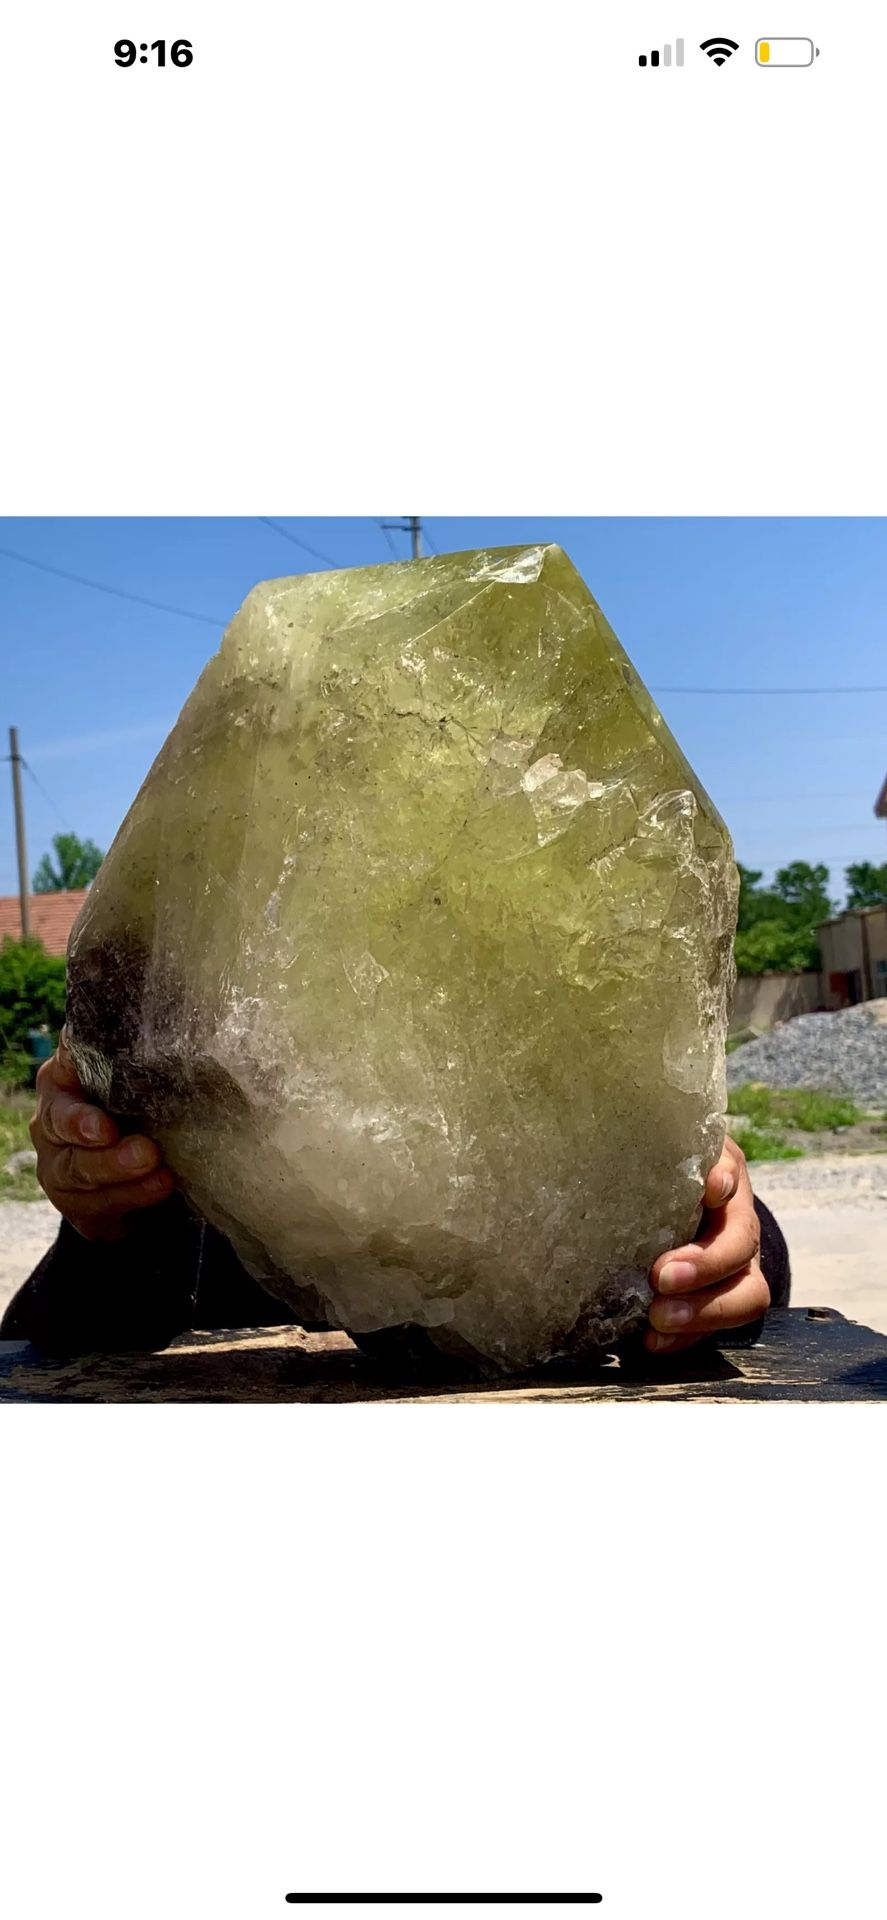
639 39 684 67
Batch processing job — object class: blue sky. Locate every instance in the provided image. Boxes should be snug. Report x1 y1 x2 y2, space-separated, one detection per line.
1 516 885 902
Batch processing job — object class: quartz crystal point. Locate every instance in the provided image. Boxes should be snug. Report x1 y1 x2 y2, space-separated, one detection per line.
66 546 738 1370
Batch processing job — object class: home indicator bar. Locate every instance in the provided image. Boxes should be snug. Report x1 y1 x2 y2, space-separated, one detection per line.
285 1899 603 1910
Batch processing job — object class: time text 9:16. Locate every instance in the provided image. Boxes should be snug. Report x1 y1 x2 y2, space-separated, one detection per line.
114 39 193 66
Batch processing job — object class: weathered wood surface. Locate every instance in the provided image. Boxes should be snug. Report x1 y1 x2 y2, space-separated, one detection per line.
1 1307 886 1402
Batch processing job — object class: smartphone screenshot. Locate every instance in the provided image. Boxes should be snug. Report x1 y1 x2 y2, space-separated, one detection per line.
1 7 884 1918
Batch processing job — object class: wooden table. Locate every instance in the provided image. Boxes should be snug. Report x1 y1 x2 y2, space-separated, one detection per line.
1 1306 886 1401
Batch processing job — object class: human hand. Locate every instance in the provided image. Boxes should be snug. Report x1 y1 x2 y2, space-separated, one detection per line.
645 1136 769 1355
30 1029 174 1240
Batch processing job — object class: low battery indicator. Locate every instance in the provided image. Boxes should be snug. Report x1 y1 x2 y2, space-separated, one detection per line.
756 37 820 66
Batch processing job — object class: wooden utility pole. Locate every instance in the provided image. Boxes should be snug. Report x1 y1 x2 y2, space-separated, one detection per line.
381 515 423 559
8 727 30 939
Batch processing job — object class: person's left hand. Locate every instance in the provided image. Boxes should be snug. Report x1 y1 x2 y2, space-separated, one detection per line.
645 1136 769 1354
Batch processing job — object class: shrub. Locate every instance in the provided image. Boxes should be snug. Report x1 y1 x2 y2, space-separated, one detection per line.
783 1090 860 1131
734 920 821 975
727 1083 862 1132
0 938 66 1087
0 1105 40 1200
740 1128 804 1163
0 1047 34 1090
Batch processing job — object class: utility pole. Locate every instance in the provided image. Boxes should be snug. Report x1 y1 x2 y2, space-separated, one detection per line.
8 727 30 939
381 515 423 559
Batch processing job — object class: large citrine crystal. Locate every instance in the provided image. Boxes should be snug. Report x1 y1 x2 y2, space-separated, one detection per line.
67 546 737 1368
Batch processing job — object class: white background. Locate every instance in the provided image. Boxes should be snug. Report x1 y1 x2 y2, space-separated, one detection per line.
2 4 886 1918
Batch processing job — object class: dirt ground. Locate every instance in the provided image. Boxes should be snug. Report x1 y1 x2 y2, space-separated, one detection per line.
0 1201 58 1319
751 1153 887 1334
2 1153 886 1339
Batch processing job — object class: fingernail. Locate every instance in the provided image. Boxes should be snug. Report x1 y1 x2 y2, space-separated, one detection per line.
143 1173 170 1197
658 1259 698 1293
81 1112 107 1143
716 1168 733 1198
648 1332 680 1353
118 1138 154 1171
659 1299 695 1329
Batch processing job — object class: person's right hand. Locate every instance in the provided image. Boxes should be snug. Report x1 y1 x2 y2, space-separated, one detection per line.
30 1030 174 1240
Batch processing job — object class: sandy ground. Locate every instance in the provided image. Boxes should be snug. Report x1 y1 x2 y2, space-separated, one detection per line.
0 1200 58 1318
751 1153 887 1334
1 1156 886 1337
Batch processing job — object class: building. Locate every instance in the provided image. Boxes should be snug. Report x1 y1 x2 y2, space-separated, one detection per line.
816 772 887 1005
818 905 887 1007
0 890 88 957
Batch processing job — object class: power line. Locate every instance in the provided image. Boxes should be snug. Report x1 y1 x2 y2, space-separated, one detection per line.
716 792 878 804
377 519 401 560
0 542 224 627
2 532 882 702
380 515 423 559
4 536 876 687
651 683 887 695
258 518 341 567
22 759 71 831
743 824 882 836
423 525 439 555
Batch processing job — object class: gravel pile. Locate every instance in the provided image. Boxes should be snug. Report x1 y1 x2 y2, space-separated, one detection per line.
727 1002 887 1107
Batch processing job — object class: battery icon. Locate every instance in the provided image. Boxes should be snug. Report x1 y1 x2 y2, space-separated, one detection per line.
756 37 820 66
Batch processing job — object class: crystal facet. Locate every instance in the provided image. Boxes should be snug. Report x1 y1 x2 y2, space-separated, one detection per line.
67 547 738 1369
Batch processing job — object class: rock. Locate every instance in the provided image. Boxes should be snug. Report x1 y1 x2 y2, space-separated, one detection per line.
3 1148 38 1176
726 1002 887 1107
65 545 737 1370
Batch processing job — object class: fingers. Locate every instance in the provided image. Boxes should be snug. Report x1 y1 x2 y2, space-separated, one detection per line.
651 1167 760 1300
56 1025 82 1084
58 1168 175 1218
35 1084 119 1150
646 1137 766 1359
702 1137 746 1209
36 1052 84 1107
653 1205 760 1296
646 1260 771 1350
37 1030 117 1120
31 1034 173 1232
47 1133 165 1194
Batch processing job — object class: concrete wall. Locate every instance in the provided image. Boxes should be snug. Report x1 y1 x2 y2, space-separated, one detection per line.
868 911 887 974
819 916 864 976
729 912 887 1030
729 970 824 1035
818 907 887 1006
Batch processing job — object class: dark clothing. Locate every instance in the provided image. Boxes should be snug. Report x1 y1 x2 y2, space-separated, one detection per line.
0 1192 791 1360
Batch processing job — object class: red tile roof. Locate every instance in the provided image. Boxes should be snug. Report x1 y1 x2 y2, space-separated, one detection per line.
0 891 89 957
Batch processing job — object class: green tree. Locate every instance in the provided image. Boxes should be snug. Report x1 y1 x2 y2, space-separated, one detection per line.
32 832 104 893
772 860 834 924
845 860 887 909
734 919 822 975
736 863 786 931
0 937 67 1084
733 860 834 975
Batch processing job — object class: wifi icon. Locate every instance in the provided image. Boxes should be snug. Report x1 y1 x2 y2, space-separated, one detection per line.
700 36 739 65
